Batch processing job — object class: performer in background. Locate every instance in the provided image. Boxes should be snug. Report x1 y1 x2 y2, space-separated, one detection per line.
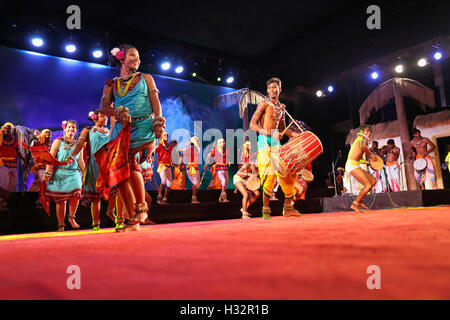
383 139 401 192
28 129 53 193
154 131 173 205
99 44 165 231
184 137 201 203
369 141 387 193
293 163 312 201
233 163 260 219
71 111 117 231
345 125 376 212
171 140 186 190
0 123 25 211
409 128 437 189
205 138 229 202
44 120 85 231
249 77 301 219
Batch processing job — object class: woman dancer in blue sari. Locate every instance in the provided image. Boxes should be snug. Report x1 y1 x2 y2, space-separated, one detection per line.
100 44 165 232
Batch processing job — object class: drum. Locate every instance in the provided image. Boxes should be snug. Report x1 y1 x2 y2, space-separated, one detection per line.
414 158 427 171
246 174 261 191
300 168 314 183
369 155 384 171
272 131 323 178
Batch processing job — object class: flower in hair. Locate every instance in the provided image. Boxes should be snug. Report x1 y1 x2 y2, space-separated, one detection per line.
62 121 67 130
89 111 98 121
110 48 120 56
115 50 125 60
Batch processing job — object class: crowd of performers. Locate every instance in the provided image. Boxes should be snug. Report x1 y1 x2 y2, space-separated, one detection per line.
343 125 444 212
1 44 446 230
0 45 312 232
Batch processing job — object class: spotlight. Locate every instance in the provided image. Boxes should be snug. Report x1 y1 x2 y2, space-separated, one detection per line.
433 51 442 61
394 64 404 73
175 66 184 74
417 58 427 67
65 44 77 53
371 71 379 80
327 85 334 93
226 76 234 84
31 37 44 47
316 90 323 98
192 72 197 77
161 62 171 71
217 77 222 82
92 50 103 58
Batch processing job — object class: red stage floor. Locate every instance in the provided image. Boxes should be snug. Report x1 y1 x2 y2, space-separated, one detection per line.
0 206 449 300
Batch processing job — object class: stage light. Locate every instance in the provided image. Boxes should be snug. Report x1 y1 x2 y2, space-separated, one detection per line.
175 66 184 73
217 77 221 82
394 64 404 73
161 61 171 71
327 85 334 93
226 76 234 84
31 37 44 47
316 90 323 98
371 71 379 79
65 44 77 53
417 58 427 67
192 72 197 77
92 50 103 58
433 51 442 61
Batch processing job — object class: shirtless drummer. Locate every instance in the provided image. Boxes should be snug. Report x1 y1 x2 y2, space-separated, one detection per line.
409 128 437 189
345 125 377 212
249 77 301 219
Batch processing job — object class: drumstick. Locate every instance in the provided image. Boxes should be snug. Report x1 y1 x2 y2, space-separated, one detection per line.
284 110 305 133
280 120 294 136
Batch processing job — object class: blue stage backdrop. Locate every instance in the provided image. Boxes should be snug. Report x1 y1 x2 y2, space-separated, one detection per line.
0 45 241 191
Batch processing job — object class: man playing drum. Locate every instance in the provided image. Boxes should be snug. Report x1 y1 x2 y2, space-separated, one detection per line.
383 139 401 192
345 125 377 212
409 128 437 189
249 77 301 219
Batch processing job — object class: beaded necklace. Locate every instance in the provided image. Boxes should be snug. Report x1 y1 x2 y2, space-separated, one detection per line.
265 97 285 127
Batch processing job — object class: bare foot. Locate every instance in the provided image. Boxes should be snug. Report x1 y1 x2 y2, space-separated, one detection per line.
116 223 141 232
359 203 369 210
283 207 302 217
350 202 363 212
68 217 80 229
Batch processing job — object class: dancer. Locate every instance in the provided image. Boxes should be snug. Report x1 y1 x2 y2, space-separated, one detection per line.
171 140 186 190
383 139 401 192
28 129 52 193
409 128 437 189
184 137 201 203
154 131 173 205
43 120 85 231
205 138 229 202
345 125 377 212
0 122 22 210
70 111 117 231
249 77 301 219
293 164 312 201
233 163 260 219
99 44 165 231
